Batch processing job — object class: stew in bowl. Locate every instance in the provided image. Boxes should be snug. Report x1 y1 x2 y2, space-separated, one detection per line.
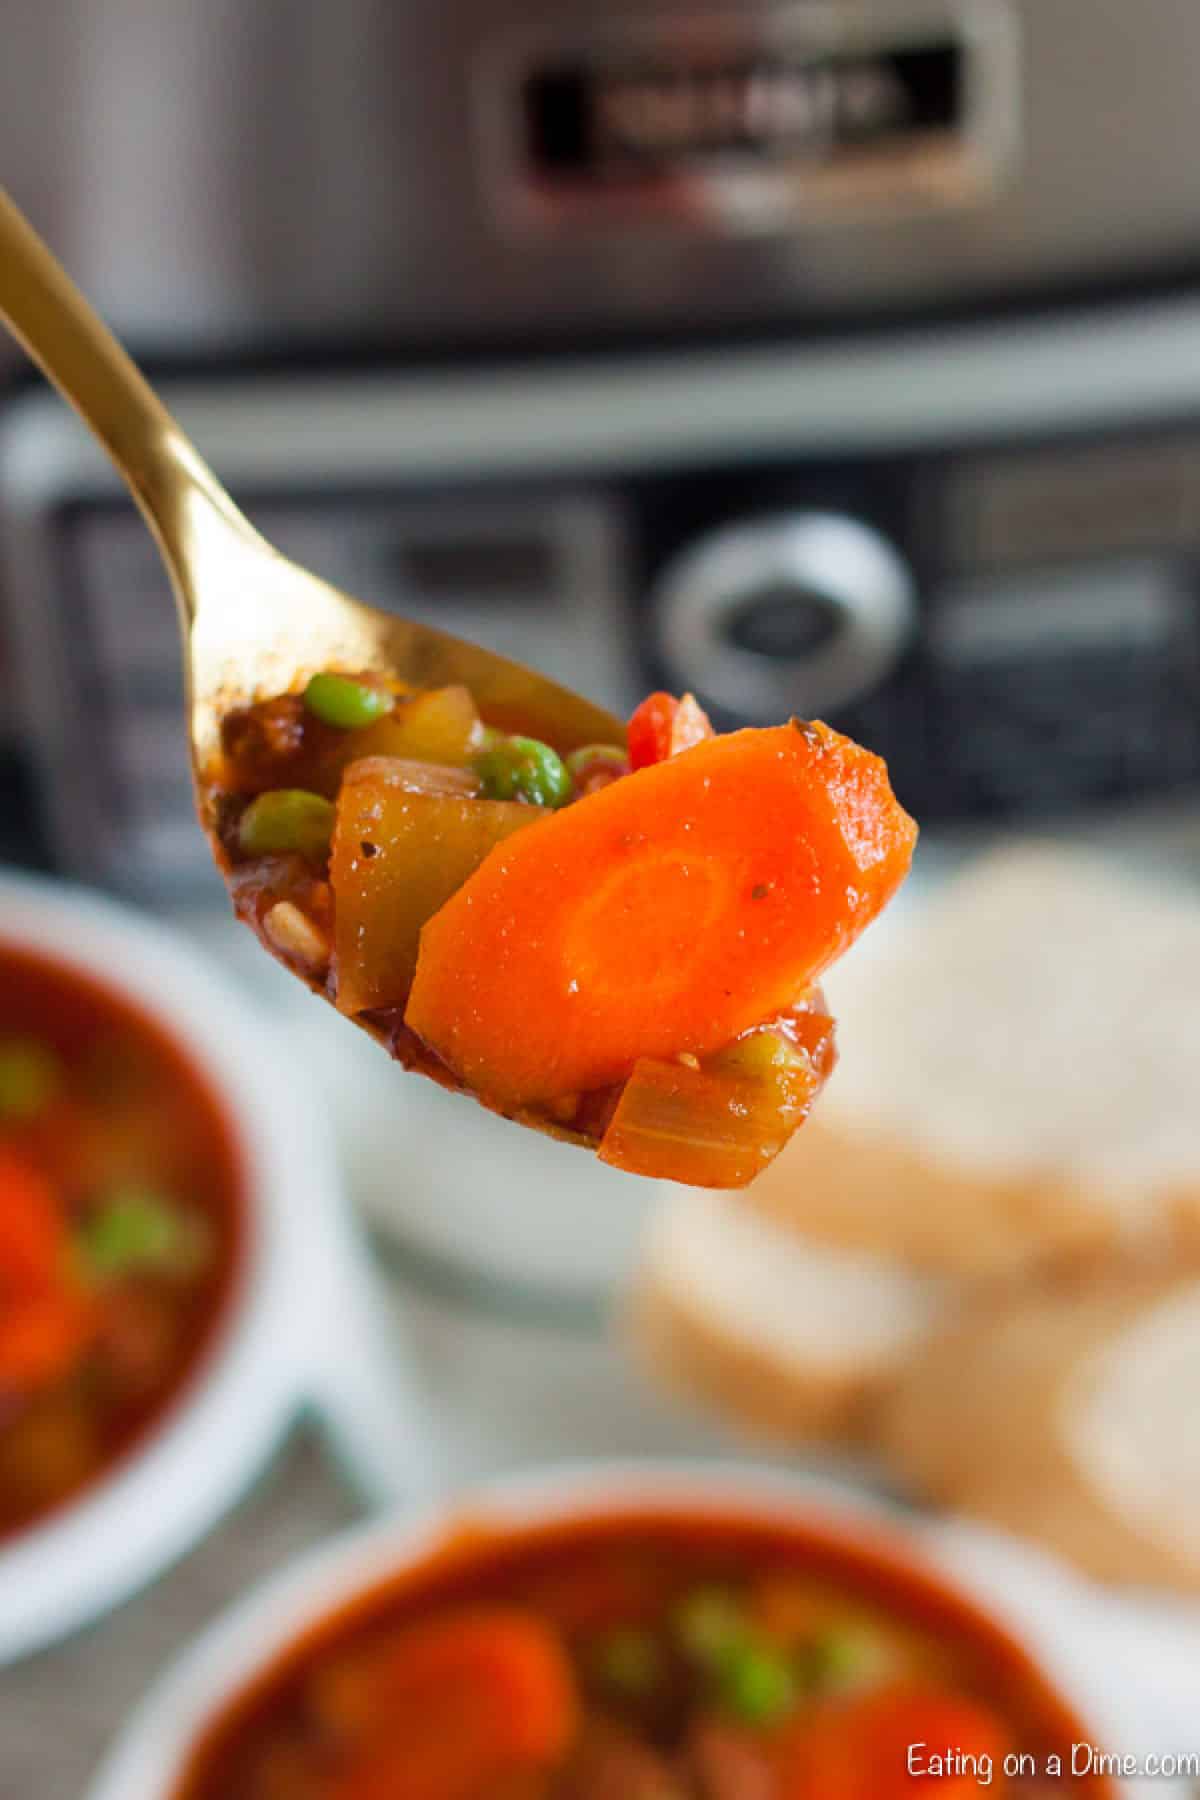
0 938 243 1540
162 1475 1114 1800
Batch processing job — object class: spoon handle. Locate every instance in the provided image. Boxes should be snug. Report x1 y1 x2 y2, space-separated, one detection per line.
0 187 250 619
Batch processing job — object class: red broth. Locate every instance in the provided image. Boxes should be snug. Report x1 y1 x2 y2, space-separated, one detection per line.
176 1509 1115 1799
0 941 244 1540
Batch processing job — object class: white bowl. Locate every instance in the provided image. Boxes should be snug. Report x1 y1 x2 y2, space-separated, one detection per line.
0 870 430 1664
86 1460 1146 1800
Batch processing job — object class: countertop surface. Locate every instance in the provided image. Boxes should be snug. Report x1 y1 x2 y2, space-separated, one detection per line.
2 1433 361 1800
5 823 1200 1797
8 1264 1200 1800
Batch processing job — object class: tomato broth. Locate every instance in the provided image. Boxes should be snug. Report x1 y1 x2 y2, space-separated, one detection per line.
0 941 244 1540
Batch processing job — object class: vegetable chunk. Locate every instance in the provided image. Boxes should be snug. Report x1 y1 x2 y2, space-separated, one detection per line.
331 762 544 1015
331 1609 578 1800
0 1149 94 1391
406 721 915 1108
598 1012 835 1187
775 1684 1011 1798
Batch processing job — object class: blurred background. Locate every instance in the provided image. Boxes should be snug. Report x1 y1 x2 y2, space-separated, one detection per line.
2 0 1200 1790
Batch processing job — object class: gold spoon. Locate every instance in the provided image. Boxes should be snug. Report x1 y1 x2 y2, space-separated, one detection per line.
0 186 622 837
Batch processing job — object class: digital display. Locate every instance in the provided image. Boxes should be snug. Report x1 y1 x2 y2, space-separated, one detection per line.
525 43 962 180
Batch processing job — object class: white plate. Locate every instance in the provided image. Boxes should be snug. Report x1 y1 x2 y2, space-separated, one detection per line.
0 871 430 1664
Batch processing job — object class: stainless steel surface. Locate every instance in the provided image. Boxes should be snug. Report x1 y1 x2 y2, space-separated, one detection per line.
478 0 1020 238
0 1434 363 1800
6 286 1200 892
652 511 915 718
2 0 1200 363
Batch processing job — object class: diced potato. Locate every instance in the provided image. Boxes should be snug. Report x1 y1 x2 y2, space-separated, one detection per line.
330 769 543 1016
598 1022 833 1187
347 684 484 771
340 757 480 798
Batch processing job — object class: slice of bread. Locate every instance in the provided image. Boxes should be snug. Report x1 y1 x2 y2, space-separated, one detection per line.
879 1275 1200 1591
745 844 1200 1279
626 1188 954 1446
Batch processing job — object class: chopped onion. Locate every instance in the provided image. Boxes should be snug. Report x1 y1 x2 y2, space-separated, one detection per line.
598 1027 833 1188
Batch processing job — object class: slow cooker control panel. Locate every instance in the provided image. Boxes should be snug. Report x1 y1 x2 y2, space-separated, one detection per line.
630 432 1200 823
649 512 916 724
8 380 1200 899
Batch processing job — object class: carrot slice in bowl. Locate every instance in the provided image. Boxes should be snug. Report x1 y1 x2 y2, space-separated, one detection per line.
329 1608 578 1800
0 1148 95 1392
775 1683 1013 1799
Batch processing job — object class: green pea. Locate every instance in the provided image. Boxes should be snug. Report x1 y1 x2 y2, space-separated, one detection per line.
474 735 574 809
0 1038 62 1120
238 789 335 860
717 1642 798 1725
675 1587 748 1666
77 1190 210 1281
594 1628 664 1697
806 1624 894 1695
303 672 392 730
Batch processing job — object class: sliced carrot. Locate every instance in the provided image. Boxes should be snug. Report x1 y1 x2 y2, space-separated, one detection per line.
0 1293 95 1392
776 1684 1011 1799
0 1148 94 1391
0 1148 65 1289
331 1609 578 1800
406 720 915 1108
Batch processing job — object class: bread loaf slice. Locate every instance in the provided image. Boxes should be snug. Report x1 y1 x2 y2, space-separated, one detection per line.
880 1276 1200 1591
745 844 1200 1279
626 1188 954 1446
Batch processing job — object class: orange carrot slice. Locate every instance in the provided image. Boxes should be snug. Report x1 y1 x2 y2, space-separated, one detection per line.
0 1149 93 1391
331 1609 578 1800
0 1148 65 1290
776 1684 1012 1799
0 1294 95 1392
406 721 915 1109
